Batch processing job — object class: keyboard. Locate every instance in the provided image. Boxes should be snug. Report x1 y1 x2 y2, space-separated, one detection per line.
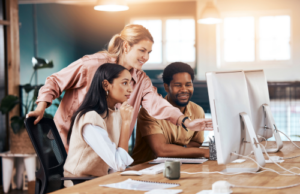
149 157 208 164
139 163 165 175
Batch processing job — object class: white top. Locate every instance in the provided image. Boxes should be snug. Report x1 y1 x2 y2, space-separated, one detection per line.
82 124 133 172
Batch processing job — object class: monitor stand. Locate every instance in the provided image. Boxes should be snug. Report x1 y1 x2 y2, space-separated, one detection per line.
222 112 266 173
262 104 283 153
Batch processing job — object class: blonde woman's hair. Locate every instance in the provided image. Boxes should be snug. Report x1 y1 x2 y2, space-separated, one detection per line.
101 24 154 63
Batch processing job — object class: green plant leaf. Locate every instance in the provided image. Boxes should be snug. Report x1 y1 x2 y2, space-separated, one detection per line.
22 84 35 93
10 116 25 134
0 95 20 114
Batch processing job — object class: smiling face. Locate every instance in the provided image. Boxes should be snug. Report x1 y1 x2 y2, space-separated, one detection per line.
106 70 133 105
123 39 153 70
164 72 194 107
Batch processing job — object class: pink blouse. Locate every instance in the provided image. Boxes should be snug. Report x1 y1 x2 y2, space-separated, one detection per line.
37 52 183 151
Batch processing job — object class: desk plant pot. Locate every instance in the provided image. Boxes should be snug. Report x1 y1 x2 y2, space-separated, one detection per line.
0 57 54 154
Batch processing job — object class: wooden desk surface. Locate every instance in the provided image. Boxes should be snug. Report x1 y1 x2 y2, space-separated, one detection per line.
51 142 300 194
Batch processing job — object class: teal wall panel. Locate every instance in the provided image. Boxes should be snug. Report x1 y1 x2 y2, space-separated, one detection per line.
19 2 196 84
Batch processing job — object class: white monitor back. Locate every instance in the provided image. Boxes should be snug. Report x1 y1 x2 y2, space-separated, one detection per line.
206 71 253 165
244 70 273 139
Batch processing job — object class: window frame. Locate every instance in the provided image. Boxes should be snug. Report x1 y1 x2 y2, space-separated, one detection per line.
130 16 196 70
217 10 293 68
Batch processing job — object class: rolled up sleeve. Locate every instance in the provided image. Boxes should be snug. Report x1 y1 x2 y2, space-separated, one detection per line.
141 76 183 125
36 59 87 107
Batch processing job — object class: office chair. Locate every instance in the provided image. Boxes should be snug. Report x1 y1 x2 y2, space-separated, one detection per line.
24 117 94 194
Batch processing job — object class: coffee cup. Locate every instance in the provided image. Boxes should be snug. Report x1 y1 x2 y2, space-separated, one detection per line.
163 160 180 180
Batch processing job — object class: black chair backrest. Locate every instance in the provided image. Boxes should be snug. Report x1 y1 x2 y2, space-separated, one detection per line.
24 117 67 194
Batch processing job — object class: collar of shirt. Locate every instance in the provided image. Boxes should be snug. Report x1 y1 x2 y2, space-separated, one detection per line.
107 57 140 83
130 68 138 83
164 95 192 118
107 55 139 83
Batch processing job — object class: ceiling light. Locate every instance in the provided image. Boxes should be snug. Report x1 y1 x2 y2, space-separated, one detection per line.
94 0 129 12
198 0 221 24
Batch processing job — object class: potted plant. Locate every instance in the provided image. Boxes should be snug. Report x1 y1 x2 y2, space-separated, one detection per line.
0 57 54 153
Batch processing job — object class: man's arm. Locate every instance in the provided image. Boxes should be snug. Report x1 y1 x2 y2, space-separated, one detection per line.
186 141 202 148
145 134 209 158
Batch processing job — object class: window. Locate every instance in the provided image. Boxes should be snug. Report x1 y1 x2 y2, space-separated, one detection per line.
132 19 162 64
131 17 196 70
259 16 291 61
268 100 300 141
218 12 291 67
223 17 255 62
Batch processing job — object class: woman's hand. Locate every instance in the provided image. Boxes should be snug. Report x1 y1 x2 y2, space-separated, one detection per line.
120 101 133 124
184 118 213 131
119 101 133 151
26 102 47 125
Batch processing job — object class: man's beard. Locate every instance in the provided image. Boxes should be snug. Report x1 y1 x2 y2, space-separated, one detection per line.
174 92 192 107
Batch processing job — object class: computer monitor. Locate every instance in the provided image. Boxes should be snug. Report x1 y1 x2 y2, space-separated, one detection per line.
244 70 283 153
206 70 265 173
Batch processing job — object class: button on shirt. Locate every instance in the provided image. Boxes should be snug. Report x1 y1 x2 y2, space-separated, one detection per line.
131 96 205 166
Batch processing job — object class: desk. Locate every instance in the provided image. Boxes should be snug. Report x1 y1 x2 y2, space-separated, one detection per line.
51 142 300 194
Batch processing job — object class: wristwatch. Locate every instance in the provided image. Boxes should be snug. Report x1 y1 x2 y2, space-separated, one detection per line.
181 116 189 131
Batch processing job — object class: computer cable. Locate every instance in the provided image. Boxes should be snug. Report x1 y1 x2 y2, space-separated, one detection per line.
214 145 300 191
275 129 300 159
257 130 300 160
180 153 283 176
232 143 300 176
231 149 299 176
182 143 300 191
231 182 300 190
216 181 300 191
277 129 300 149
257 135 268 148
181 143 300 176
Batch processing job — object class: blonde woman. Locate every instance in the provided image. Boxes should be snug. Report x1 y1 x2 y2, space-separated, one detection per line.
27 24 213 152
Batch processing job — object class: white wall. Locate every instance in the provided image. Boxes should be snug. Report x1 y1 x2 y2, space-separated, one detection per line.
196 0 300 81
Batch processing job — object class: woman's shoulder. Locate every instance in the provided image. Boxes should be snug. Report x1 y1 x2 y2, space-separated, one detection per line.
134 69 150 82
84 110 103 118
77 111 106 129
81 52 116 65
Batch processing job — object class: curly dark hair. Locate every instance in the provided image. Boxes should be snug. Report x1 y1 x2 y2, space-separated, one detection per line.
162 62 194 85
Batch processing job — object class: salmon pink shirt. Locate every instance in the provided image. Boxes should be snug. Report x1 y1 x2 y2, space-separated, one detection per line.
37 53 183 151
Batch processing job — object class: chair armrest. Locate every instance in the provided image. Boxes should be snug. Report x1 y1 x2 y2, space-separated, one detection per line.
61 177 96 181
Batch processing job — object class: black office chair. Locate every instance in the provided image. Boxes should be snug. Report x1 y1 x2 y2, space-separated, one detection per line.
24 117 94 194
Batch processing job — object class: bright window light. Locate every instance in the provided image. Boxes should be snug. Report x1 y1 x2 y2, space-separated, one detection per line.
132 20 162 64
166 19 195 62
131 17 196 69
223 17 255 62
94 5 129 12
259 15 291 61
